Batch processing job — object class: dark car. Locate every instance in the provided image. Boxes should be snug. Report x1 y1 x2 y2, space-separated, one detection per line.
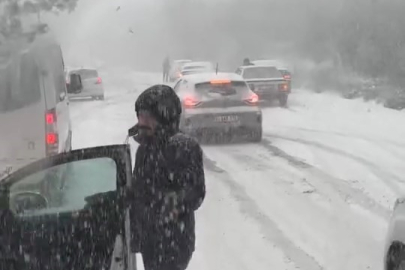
173 72 262 142
236 65 290 106
0 145 134 270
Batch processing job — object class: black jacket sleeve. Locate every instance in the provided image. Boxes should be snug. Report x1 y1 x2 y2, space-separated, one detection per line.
164 137 205 212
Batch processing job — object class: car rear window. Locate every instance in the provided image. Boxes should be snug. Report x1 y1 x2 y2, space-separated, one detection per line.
0 53 41 112
75 69 98 79
195 81 249 96
243 66 282 79
183 66 206 70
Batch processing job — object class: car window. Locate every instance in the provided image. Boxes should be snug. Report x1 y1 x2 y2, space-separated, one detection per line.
183 66 206 70
0 53 41 112
10 157 116 216
242 66 282 79
195 81 249 96
76 69 98 79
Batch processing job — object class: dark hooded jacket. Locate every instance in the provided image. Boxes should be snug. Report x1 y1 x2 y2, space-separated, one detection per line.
129 85 205 257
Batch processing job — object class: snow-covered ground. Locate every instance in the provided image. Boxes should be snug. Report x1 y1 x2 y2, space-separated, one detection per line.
69 69 405 270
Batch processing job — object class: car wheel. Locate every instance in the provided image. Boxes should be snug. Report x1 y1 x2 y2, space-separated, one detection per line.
387 242 405 270
279 94 288 107
99 95 105 100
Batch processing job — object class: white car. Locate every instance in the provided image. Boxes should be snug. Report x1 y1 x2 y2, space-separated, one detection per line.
180 61 215 76
0 33 72 178
251 59 286 68
66 68 104 100
174 72 262 142
169 59 192 82
384 197 405 270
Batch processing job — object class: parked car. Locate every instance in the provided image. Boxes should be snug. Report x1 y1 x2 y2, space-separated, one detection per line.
66 68 104 100
174 72 262 142
0 32 72 179
169 59 192 82
180 61 215 76
236 65 290 106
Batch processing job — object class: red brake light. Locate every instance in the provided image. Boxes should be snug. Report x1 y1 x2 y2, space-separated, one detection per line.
45 109 58 155
245 93 259 105
46 133 57 145
183 96 201 107
283 75 291 80
46 112 55 124
96 77 102 84
280 84 289 91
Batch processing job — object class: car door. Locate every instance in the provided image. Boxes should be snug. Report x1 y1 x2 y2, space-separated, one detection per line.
0 145 132 270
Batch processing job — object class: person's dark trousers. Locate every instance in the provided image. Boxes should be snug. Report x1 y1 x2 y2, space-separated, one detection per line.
141 243 193 270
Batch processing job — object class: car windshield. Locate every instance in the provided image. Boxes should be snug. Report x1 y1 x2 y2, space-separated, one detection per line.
1 1 405 269
243 66 282 79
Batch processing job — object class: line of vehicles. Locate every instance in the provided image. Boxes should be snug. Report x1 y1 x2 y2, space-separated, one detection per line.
169 58 293 143
1 31 405 270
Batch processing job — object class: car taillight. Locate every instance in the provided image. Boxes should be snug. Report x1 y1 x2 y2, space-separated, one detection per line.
46 133 57 144
283 74 291 80
245 93 259 105
279 83 289 91
183 96 201 108
45 109 58 156
96 77 102 84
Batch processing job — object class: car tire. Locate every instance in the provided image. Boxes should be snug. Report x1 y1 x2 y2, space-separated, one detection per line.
387 242 405 270
279 94 288 107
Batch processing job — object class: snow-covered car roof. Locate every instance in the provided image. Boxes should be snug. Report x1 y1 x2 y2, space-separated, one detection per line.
240 64 277 69
182 61 214 70
173 59 192 63
252 59 285 67
181 72 245 84
67 67 98 73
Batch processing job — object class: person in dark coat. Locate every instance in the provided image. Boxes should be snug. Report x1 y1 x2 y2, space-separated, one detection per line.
243 57 254 66
163 56 171 82
128 84 205 270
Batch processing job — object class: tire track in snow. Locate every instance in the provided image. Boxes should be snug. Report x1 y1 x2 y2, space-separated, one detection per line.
272 125 405 161
255 139 391 219
202 154 325 270
264 134 405 195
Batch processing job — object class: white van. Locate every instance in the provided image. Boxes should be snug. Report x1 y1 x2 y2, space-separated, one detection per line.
0 33 72 179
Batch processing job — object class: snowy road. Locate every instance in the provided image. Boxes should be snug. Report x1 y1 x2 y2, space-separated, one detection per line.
69 69 405 270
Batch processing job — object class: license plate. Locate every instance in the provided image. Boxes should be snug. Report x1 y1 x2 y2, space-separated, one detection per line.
214 115 239 123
